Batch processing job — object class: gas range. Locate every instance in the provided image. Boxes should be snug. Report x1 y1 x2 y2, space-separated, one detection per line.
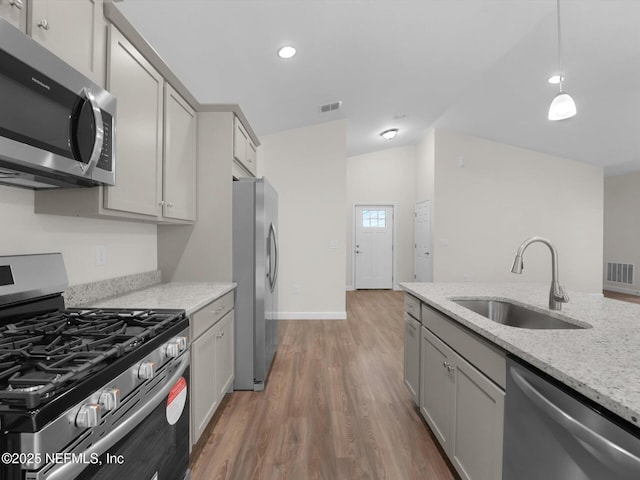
0 254 191 480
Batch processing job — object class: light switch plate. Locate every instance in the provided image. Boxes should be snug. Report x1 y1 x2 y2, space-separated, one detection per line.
96 245 107 266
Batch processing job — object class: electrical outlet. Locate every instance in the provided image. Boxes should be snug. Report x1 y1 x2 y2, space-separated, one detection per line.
329 240 339 249
96 245 107 266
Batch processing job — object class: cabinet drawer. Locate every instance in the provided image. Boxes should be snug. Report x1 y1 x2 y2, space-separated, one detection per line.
405 294 421 321
421 303 505 389
191 292 234 339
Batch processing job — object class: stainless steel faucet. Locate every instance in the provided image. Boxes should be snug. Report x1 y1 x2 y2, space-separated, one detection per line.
511 236 569 310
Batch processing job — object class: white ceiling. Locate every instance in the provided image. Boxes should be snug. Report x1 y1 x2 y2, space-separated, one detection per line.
116 0 640 175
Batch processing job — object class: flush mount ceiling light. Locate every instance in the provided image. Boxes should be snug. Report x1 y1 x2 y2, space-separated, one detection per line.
548 0 576 121
277 46 297 59
380 129 398 140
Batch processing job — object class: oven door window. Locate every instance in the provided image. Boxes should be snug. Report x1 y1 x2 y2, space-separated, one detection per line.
77 368 190 480
0 49 84 162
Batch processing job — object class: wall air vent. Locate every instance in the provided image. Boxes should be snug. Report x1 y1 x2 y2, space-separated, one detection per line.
320 101 342 113
606 262 634 285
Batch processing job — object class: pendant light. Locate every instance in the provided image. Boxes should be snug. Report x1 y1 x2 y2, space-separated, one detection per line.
548 0 576 121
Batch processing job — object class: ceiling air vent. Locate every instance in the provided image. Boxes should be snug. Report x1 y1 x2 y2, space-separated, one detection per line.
320 101 342 113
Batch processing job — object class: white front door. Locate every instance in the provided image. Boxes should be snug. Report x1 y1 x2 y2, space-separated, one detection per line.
415 200 432 282
354 205 393 289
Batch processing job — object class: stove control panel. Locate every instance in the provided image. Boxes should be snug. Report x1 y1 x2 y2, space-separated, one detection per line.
75 403 101 428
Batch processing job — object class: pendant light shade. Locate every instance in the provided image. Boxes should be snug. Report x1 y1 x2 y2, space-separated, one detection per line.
548 92 577 121
549 0 576 121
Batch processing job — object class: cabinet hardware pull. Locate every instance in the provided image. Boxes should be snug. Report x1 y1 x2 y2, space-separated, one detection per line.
158 201 165 206
167 202 173 208
10 0 24 10
37 19 50 30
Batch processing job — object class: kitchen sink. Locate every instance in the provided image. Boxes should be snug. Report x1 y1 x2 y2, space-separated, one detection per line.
451 299 589 329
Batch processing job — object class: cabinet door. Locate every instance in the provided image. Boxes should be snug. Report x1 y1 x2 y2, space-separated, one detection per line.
163 84 196 221
106 26 163 218
29 0 105 85
233 116 248 165
420 327 454 452
0 0 27 31
214 311 235 400
451 352 505 480
245 139 257 176
403 314 420 404
191 326 218 444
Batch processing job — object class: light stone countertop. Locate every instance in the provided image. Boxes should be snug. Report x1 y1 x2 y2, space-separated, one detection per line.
83 282 236 317
400 282 640 427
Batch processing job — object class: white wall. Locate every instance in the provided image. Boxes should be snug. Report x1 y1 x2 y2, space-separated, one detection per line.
603 172 640 294
259 120 347 319
428 129 603 293
0 186 157 286
346 145 416 289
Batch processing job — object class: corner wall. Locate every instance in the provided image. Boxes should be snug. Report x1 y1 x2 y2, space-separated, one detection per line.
259 120 347 319
430 129 603 294
346 145 417 289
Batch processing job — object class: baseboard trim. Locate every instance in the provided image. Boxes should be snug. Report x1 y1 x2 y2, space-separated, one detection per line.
276 312 347 320
346 285 355 291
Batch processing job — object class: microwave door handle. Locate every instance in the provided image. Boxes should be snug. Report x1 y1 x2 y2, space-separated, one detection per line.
79 88 104 174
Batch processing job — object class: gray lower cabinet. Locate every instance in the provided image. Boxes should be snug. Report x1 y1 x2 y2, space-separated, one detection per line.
190 292 235 447
403 313 420 404
411 298 505 480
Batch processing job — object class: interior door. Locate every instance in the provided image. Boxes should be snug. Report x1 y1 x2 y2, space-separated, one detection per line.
354 205 393 289
415 200 432 282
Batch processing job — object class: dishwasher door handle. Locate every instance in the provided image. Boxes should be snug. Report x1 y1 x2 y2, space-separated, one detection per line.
511 366 640 471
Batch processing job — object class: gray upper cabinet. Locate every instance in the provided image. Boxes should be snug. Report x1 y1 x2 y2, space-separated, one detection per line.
233 115 257 177
105 25 163 218
163 84 197 222
0 0 27 31
29 0 106 86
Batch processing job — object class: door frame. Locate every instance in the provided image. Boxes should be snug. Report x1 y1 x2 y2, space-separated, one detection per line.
351 203 396 290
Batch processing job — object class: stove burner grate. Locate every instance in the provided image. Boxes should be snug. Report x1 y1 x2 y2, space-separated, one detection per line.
0 307 185 409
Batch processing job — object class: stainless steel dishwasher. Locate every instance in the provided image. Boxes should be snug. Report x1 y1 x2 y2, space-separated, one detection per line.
503 356 640 480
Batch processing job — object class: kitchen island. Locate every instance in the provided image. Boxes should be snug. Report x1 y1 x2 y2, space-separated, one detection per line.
401 282 640 427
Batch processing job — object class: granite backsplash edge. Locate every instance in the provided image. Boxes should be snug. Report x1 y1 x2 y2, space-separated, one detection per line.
63 270 162 307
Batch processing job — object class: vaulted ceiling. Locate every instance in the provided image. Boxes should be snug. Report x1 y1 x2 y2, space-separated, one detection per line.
117 0 640 175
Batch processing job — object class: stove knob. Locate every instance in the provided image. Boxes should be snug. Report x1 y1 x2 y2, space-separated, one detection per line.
76 404 101 428
164 336 188 358
138 361 156 379
99 388 121 411
164 341 180 359
175 336 188 352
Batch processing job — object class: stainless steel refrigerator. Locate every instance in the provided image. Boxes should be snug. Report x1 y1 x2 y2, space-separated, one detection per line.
233 177 279 391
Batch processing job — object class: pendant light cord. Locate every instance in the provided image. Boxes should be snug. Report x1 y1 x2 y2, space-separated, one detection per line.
556 0 563 92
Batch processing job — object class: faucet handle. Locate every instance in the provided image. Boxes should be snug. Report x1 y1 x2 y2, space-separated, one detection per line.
553 283 569 303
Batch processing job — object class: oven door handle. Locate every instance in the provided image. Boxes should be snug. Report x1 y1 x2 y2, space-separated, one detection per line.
41 352 190 480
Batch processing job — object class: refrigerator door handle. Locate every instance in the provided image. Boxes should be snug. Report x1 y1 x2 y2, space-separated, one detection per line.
269 223 279 293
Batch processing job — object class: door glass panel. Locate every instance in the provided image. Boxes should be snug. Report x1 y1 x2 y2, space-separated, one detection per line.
362 209 386 228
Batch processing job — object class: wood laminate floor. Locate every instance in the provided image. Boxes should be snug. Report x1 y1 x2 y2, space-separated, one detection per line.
603 290 640 305
191 290 455 480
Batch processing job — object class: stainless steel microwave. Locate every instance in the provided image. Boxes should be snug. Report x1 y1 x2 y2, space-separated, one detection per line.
0 18 115 189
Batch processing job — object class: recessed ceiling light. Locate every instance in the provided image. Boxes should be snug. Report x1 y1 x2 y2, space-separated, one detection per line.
548 74 564 85
277 46 297 59
380 129 398 140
